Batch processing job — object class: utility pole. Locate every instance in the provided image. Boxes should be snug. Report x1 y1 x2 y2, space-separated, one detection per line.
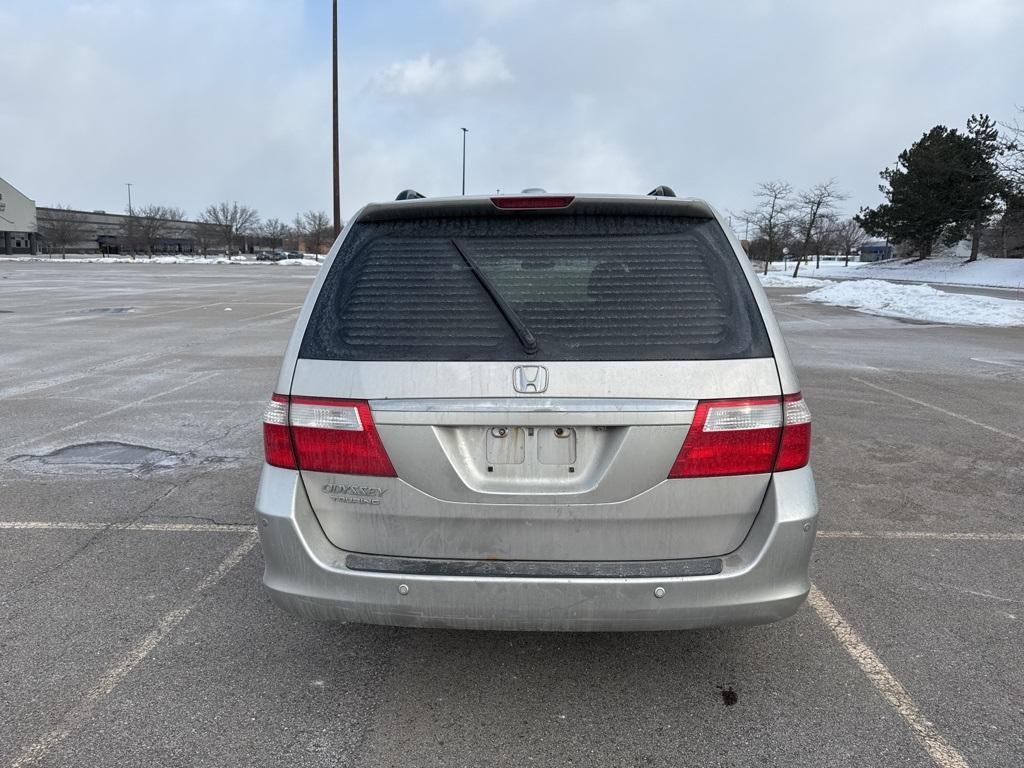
125 183 133 215
461 127 468 195
331 0 341 237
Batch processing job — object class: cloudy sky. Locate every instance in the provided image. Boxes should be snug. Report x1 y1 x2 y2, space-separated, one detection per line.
2 0 1022 225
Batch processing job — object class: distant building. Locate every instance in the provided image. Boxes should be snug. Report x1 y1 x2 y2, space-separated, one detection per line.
858 239 894 261
1 177 226 255
0 177 38 254
35 207 213 254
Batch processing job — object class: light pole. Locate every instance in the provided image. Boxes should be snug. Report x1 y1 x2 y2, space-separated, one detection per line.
125 182 133 215
461 127 468 195
331 0 341 236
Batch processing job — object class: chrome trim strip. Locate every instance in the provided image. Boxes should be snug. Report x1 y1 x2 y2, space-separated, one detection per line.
369 398 698 413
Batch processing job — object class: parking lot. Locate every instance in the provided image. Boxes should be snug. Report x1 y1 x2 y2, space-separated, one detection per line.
1 262 1021 767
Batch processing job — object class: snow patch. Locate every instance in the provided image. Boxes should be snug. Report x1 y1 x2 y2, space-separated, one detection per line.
758 273 833 288
0 254 321 266
804 279 1024 327
275 258 321 266
767 256 1024 290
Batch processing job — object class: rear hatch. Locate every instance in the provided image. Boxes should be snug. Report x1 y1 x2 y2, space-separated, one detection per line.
284 196 787 561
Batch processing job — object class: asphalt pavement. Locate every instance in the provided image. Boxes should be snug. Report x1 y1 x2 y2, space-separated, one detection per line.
1 262 1021 767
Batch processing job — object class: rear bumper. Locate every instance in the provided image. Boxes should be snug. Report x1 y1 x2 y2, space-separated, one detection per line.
256 465 817 631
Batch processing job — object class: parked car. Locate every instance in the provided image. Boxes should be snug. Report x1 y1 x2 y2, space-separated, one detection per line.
257 189 817 631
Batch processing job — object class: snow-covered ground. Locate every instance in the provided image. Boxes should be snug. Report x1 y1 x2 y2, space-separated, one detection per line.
758 273 832 289
276 258 321 266
764 255 1024 290
0 254 322 266
803 280 1024 326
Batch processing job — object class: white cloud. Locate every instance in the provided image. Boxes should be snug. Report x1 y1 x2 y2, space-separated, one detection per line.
368 39 512 96
4 0 1024 224
369 54 449 96
455 40 513 88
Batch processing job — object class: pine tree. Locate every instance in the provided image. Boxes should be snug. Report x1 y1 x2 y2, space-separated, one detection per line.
953 115 1005 262
856 125 995 260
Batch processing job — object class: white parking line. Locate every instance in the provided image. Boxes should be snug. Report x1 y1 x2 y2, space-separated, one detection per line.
7 532 259 768
818 530 1024 542
850 376 1024 444
808 585 971 768
970 357 1024 370
774 307 833 327
0 521 255 533
239 304 304 322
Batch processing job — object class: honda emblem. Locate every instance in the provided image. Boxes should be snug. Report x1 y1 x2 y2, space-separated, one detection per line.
513 365 548 394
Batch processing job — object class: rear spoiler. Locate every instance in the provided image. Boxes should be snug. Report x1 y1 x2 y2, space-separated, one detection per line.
356 194 716 223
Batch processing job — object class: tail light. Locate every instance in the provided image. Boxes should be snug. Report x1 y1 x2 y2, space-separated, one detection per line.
775 393 812 471
262 395 295 468
262 395 396 476
668 394 811 479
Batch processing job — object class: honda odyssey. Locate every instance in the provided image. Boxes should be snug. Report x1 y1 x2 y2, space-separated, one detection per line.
256 188 817 631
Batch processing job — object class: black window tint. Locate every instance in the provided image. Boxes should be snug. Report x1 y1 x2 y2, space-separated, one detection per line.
300 214 771 361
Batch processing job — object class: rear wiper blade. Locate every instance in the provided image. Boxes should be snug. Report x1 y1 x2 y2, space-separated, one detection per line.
452 239 538 355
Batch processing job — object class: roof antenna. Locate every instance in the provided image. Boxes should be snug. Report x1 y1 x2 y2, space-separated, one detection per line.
395 189 426 200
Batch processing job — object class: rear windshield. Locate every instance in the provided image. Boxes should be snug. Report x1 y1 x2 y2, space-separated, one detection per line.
300 213 772 361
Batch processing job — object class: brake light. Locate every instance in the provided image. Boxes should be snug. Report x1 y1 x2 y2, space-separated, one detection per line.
668 394 811 478
261 395 396 476
490 195 574 209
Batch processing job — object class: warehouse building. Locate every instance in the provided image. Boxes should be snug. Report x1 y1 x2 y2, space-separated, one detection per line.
34 206 213 255
1 176 218 255
0 177 38 254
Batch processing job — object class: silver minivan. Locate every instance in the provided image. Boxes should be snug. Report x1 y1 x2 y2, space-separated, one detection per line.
257 190 817 631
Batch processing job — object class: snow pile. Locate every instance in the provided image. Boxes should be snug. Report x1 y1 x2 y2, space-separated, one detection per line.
0 254 321 266
769 256 1024 290
143 255 245 264
758 273 833 288
276 258 321 267
804 279 1024 326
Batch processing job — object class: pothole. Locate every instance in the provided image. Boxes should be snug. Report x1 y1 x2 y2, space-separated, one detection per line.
8 441 235 475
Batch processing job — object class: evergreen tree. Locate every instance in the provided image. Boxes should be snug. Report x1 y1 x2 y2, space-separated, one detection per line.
856 125 994 259
949 114 1005 261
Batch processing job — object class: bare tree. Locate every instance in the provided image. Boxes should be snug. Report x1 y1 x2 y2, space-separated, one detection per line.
998 106 1024 191
982 193 1024 259
126 204 187 255
792 180 849 277
199 201 260 253
302 210 331 254
259 218 289 250
190 221 217 255
743 181 793 275
290 214 306 251
38 205 92 258
833 218 868 266
811 213 840 259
